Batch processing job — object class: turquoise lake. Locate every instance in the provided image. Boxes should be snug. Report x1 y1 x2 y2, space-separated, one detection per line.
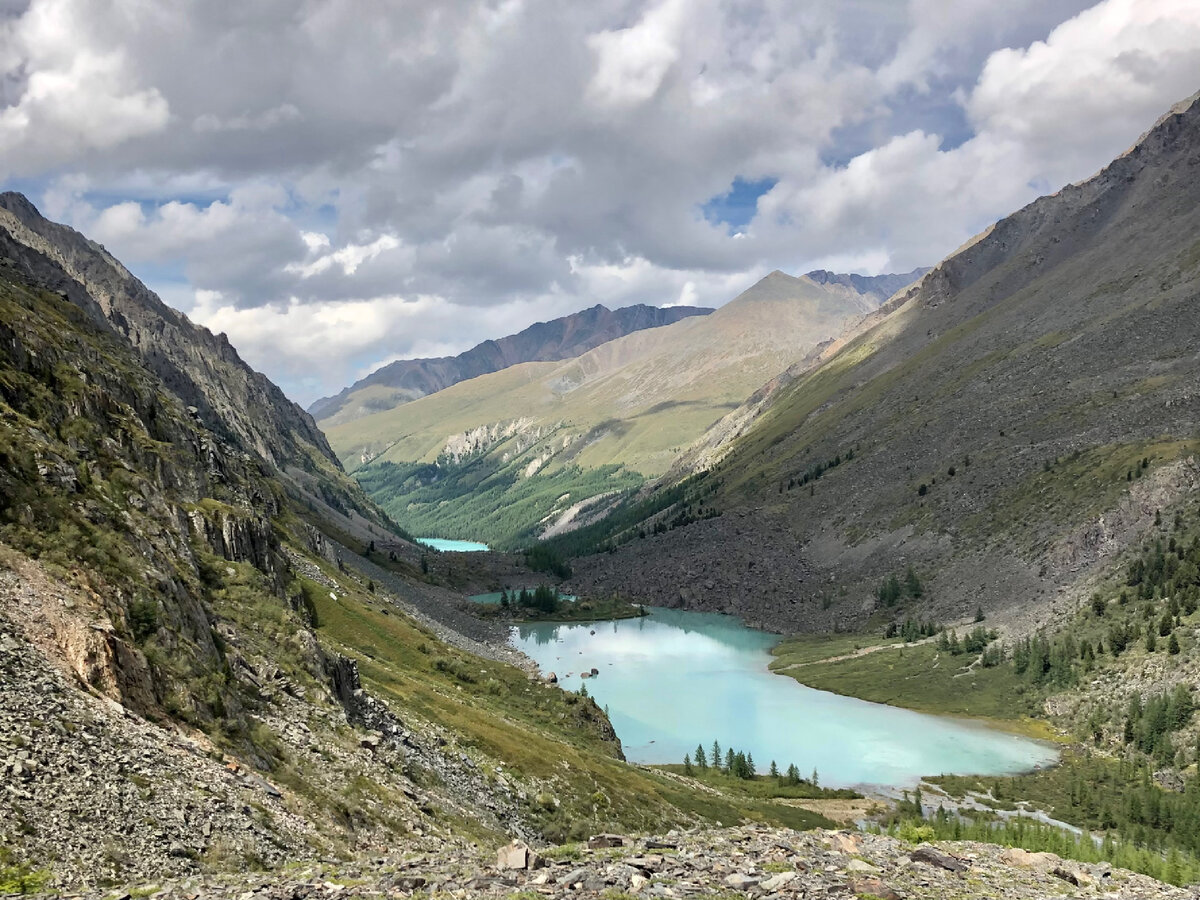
511 607 1058 790
416 537 490 552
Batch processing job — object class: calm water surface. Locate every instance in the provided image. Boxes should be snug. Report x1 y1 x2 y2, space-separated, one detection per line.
511 607 1058 789
416 537 490 552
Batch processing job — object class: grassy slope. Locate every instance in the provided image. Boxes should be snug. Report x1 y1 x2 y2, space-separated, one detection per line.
770 639 1049 732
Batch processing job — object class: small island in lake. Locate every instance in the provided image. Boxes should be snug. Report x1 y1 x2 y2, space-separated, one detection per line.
470 584 647 622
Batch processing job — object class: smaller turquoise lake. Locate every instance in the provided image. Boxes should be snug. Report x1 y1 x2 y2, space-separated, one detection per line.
417 537 490 552
512 608 1058 790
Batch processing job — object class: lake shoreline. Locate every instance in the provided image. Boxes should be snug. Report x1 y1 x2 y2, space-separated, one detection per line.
509 606 1060 790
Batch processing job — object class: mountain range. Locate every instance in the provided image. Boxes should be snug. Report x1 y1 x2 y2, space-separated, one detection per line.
323 267 925 548
309 302 713 426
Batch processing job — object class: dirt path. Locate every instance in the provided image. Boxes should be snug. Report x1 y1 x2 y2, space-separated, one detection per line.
774 635 937 671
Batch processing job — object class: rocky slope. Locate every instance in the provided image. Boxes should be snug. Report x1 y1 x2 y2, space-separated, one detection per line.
572 92 1200 636
87 825 1190 900
331 267 924 548
310 302 713 426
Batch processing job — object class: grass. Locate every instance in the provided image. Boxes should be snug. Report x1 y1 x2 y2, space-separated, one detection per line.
769 633 893 668
770 639 1054 736
967 439 1200 548
654 765 861 802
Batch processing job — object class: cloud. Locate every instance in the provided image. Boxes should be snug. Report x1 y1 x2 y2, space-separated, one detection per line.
0 0 169 174
0 0 1195 404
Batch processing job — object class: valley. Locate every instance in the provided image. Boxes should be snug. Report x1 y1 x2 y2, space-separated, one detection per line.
2 6 1199 898
326 269 924 549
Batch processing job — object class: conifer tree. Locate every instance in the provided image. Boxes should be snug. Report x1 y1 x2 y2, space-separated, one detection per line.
711 740 722 771
683 753 693 776
695 743 708 769
769 760 779 779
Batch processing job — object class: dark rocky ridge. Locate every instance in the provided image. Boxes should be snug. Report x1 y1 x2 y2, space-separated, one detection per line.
573 91 1200 636
310 302 713 425
803 266 930 302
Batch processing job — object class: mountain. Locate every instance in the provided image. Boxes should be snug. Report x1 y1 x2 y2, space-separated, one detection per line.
309 301 713 426
569 92 1200 638
0 196 845 889
327 266 925 548
0 194 334 472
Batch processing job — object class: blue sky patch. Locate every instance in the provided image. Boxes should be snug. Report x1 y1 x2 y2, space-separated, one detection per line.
702 176 777 232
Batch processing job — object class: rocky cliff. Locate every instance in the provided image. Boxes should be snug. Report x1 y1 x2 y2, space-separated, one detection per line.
0 193 334 472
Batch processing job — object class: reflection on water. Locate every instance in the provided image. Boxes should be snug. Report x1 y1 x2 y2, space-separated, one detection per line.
512 607 1058 790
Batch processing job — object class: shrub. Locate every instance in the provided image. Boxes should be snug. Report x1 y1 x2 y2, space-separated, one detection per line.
127 599 160 642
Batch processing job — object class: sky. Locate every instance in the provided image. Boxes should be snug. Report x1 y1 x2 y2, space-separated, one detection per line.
0 0 1198 406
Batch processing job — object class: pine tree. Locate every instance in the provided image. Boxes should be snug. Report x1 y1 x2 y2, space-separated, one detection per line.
904 565 924 599
769 760 779 779
786 763 800 785
725 748 735 774
1169 632 1181 655
811 768 819 787
695 743 708 769
683 753 694 776
711 740 722 771
746 752 756 778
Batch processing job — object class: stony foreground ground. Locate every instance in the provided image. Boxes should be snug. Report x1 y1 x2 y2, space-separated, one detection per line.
52 825 1195 900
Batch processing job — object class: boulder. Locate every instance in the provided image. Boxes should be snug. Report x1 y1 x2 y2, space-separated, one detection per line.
761 871 797 890
1052 865 1093 886
723 873 760 890
588 833 626 849
828 831 863 854
847 858 881 874
910 846 967 873
1000 848 1059 870
496 840 533 870
849 877 905 900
